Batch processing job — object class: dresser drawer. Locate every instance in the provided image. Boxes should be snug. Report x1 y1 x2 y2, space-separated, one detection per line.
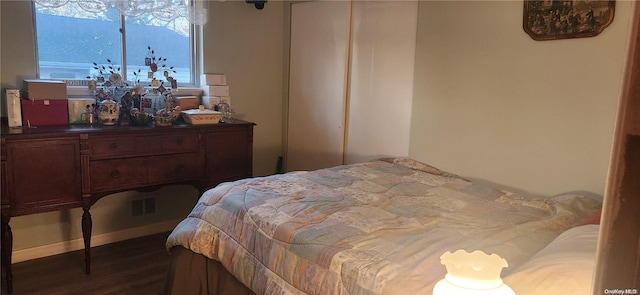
161 133 199 153
90 137 135 156
134 133 199 154
90 153 200 192
90 132 199 158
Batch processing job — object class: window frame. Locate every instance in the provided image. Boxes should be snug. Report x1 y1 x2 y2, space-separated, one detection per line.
31 0 202 96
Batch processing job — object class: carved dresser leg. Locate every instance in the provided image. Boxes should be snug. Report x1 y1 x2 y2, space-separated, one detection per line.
82 206 92 275
2 213 13 293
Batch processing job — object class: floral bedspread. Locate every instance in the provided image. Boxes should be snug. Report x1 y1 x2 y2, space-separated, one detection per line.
166 158 600 295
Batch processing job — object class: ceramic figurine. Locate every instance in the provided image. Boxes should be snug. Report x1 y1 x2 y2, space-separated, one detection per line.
98 98 120 125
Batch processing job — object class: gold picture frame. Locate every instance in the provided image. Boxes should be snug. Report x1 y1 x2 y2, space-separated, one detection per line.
523 0 615 41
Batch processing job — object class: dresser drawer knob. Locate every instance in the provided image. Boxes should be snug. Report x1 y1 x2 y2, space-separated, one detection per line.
110 170 121 178
176 138 184 145
175 165 186 173
110 143 118 149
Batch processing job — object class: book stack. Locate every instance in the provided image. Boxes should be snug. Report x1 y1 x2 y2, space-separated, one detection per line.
201 73 231 110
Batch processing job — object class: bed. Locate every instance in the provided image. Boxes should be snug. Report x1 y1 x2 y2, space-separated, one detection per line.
165 158 601 295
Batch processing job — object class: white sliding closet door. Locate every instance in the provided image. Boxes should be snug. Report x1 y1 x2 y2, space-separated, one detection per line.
287 1 417 171
344 1 417 164
287 1 351 171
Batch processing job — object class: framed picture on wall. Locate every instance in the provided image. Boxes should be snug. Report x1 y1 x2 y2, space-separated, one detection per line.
523 0 615 41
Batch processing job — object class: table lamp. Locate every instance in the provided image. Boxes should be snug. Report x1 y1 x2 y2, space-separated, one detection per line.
433 250 516 295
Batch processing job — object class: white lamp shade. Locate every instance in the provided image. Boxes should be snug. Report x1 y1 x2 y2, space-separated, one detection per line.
433 250 516 295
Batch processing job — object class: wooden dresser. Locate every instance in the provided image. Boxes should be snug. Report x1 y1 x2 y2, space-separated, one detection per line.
0 120 255 293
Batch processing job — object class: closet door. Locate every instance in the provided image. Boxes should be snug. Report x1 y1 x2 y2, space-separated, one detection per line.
344 1 417 164
286 1 351 172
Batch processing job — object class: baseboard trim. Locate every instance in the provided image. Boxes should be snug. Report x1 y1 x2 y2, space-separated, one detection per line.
12 219 182 263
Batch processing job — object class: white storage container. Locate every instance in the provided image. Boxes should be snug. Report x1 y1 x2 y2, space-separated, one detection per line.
181 105 222 125
201 74 227 86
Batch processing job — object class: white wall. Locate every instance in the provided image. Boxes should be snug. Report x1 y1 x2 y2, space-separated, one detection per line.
204 1 285 177
410 0 635 198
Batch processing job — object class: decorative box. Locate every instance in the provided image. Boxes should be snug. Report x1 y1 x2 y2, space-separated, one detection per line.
22 80 67 100
201 74 226 85
174 96 199 110
21 99 69 126
202 96 231 110
202 96 221 110
202 85 229 96
68 98 96 124
181 106 222 125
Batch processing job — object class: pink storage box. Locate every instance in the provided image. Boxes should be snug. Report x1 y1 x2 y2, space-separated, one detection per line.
21 99 69 126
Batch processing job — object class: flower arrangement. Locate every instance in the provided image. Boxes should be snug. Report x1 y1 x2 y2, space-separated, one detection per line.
85 46 181 126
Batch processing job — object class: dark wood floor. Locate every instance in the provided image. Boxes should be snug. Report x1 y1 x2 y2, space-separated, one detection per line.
1 232 172 295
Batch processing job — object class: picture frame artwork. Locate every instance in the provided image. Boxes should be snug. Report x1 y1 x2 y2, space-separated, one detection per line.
523 0 615 41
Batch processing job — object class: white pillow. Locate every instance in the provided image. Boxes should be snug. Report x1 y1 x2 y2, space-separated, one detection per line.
503 225 599 295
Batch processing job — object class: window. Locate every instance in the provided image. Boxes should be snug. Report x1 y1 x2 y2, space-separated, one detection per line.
33 1 198 87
